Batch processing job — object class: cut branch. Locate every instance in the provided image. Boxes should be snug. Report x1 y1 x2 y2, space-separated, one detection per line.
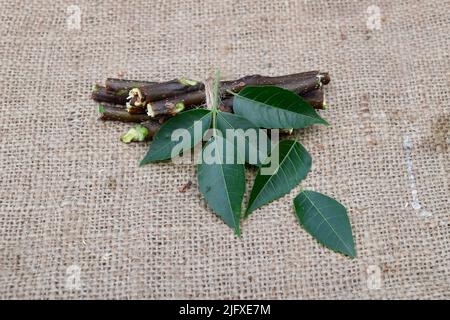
100 88 325 124
140 120 161 140
105 78 156 92
130 78 204 107
92 85 128 105
144 71 329 117
99 103 153 122
301 89 327 110
219 88 326 112
92 71 329 111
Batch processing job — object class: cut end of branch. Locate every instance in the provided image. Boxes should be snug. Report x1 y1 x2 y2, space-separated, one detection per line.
316 76 323 88
174 102 185 114
128 88 145 107
322 95 328 110
120 125 149 143
318 72 331 85
147 103 155 117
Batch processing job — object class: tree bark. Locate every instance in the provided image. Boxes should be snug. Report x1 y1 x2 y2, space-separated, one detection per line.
99 103 152 122
99 88 325 123
219 87 326 112
105 78 156 92
92 85 128 105
145 71 329 117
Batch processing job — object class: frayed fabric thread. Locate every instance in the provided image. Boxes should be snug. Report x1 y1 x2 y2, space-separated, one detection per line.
403 136 432 218
203 77 215 111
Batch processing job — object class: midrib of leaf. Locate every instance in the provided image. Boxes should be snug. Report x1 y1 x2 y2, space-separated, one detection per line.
302 205 342 226
217 138 239 232
211 70 220 131
247 141 297 213
301 191 353 254
207 71 240 234
236 92 323 123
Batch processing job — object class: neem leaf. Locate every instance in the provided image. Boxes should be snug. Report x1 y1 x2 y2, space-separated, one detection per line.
293 190 356 257
216 112 271 166
140 109 211 164
233 86 328 128
197 135 245 235
245 140 311 216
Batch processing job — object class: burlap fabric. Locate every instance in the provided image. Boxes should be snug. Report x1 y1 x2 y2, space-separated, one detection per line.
0 0 448 299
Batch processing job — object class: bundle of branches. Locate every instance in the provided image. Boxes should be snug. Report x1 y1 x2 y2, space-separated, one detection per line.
92 71 331 142
90 71 358 257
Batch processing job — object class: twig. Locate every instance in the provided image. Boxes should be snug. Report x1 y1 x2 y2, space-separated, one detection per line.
219 88 326 112
92 85 128 105
129 78 203 107
144 71 329 117
99 103 152 122
105 78 156 92
100 87 326 124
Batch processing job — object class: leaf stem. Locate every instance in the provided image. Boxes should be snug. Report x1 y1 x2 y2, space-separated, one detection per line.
211 70 220 133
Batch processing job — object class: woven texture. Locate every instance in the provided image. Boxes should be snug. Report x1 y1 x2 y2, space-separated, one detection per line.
0 0 449 299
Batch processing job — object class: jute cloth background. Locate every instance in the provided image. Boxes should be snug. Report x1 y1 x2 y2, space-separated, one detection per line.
0 0 449 299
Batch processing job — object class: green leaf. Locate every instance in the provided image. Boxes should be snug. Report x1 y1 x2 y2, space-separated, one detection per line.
216 112 271 166
140 109 211 164
197 135 245 235
293 190 356 257
246 140 311 216
233 86 328 128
